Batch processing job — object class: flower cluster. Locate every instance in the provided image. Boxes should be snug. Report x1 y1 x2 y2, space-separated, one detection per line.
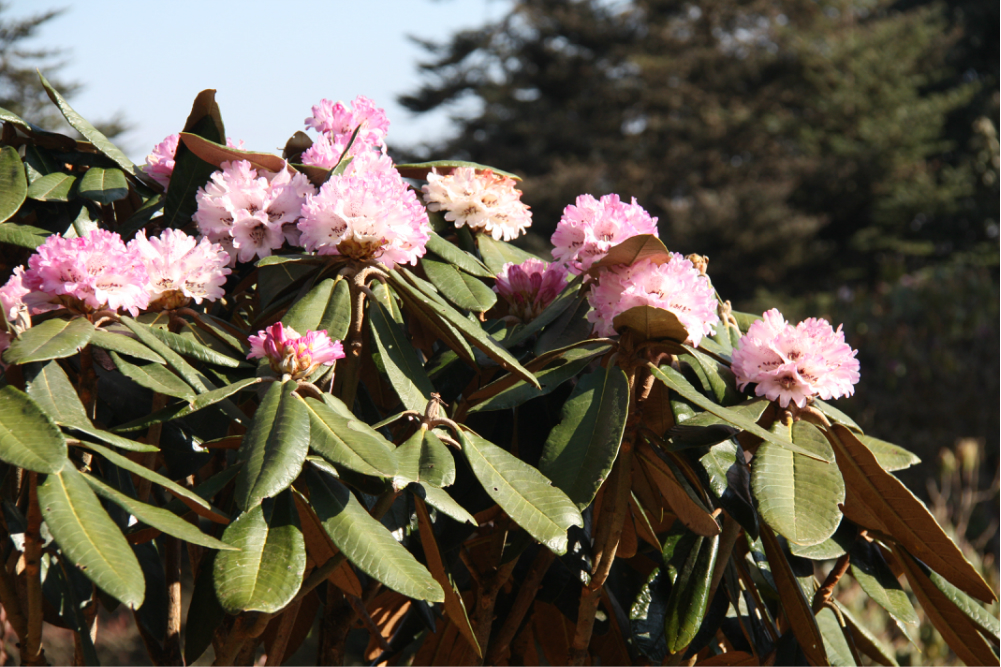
130 229 231 310
143 134 245 190
731 309 860 408
298 158 430 268
248 322 344 380
587 256 719 344
494 259 568 322
194 160 316 263
301 96 389 169
551 194 659 274
422 168 532 241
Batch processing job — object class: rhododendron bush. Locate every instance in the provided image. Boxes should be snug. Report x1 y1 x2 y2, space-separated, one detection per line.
0 79 996 667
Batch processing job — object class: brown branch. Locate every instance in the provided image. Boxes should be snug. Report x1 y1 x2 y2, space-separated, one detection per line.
163 536 183 665
812 552 851 614
213 613 272 666
22 473 46 666
485 548 555 665
264 600 303 667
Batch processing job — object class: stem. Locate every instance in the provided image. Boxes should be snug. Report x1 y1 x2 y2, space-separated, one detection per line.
163 536 183 665
136 392 169 502
264 600 302 667
337 268 370 408
469 558 518 655
485 548 555 665
23 473 46 666
812 552 851 614
78 345 98 421
213 613 272 666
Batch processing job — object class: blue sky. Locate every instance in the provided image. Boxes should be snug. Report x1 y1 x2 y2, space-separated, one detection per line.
7 0 504 161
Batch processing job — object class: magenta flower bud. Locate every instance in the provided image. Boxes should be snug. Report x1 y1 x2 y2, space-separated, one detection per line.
248 323 345 380
494 258 568 322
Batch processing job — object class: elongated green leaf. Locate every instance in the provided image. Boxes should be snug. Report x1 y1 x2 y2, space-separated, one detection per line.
0 105 30 130
387 272 475 364
814 399 862 432
539 366 630 508
506 280 582 350
395 160 521 181
89 329 165 364
396 428 455 488
111 352 196 401
178 132 289 173
369 299 433 412
38 466 145 608
318 278 351 341
664 533 719 653
110 377 259 433
649 364 824 460
471 341 611 412
835 602 900 667
63 423 159 453
83 474 236 550
859 435 920 472
26 171 77 201
681 346 742 406
422 256 497 312
305 467 444 602
39 72 137 176
0 222 50 248
78 167 128 204
162 91 225 228
235 381 310 510
303 396 398 478
631 567 671 663
752 420 845 546
459 428 582 554
81 440 210 510
0 385 68 473
850 539 918 625
185 553 225 664
816 607 857 667
418 483 477 525
281 278 335 333
4 317 94 365
0 145 27 222
213 495 306 613
144 325 241 368
120 317 210 392
425 232 493 277
476 234 537 274
925 561 1001 642
25 360 90 429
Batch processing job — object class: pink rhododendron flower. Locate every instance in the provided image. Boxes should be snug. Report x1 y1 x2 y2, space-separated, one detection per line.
305 96 389 148
587 255 719 345
494 259 568 322
143 134 246 190
129 229 231 309
247 322 344 380
0 267 58 336
551 194 659 274
731 308 860 408
422 167 532 241
22 230 149 316
193 160 316 263
297 162 430 268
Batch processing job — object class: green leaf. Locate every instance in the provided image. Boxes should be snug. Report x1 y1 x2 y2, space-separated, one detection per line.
649 364 825 460
789 521 857 560
368 299 433 412
630 567 670 663
664 533 719 654
925 563 1001 642
282 278 335 333
81 440 211 511
3 317 94 365
89 329 165 364
418 483 477 525
0 222 50 248
178 132 289 173
814 399 862 432
422 256 497 312
425 232 493 277
395 160 521 181
318 278 351 341
78 167 129 204
111 352 197 401
144 325 242 368
0 385 68 473
38 466 145 608
752 420 846 546
387 272 475 364
25 360 90 429
731 310 762 333
850 539 919 626
82 474 236 550
506 279 582 350
110 378 259 433
161 91 225 228
304 467 444 602
476 234 538 274
0 145 27 222
458 428 583 554
185 553 225 664
25 171 77 201
538 366 630 508
396 428 456 488
63 423 159 453
213 494 306 613
681 346 742 406
39 72 137 177
0 105 31 131
235 381 310 510
817 607 857 666
471 341 612 413
835 602 900 667
119 317 211 392
303 395 398 478
859 435 920 472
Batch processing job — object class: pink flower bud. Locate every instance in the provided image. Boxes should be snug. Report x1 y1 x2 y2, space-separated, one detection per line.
247 322 345 380
494 259 568 322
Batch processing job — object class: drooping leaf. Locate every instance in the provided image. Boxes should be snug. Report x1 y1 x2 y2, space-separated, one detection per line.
396 428 456 488
418 483 477 525
388 271 476 364
143 325 242 368
281 278 335 333
421 256 497 312
82 474 236 550
752 420 845 546
630 567 671 663
539 366 630 508
858 435 920 472
25 171 77 201
813 399 862 432
178 132 289 173
110 352 197 401
923 563 1001 642
213 494 307 614
828 424 995 602
0 385 68 473
637 442 721 537
318 277 351 341
303 395 398 478
235 381 310 510
588 234 673 273
3 317 94 365
681 346 742 406
185 552 225 664
78 167 129 204
835 602 899 667
425 232 493 277
613 306 688 343
63 423 159 453
697 440 759 538
850 539 918 626
476 233 539 274
38 466 145 608
110 377 259 433
305 466 444 602
368 298 434 412
0 222 50 248
458 428 583 554
0 145 27 222
161 90 225 228
816 607 857 667
89 329 165 364
25 359 90 429
664 533 719 654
